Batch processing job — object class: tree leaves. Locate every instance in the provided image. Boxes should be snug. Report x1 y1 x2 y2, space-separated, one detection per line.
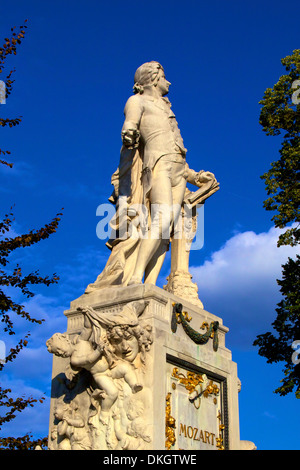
254 256 300 396
0 434 48 450
0 21 28 168
0 20 28 75
254 50 300 398
261 136 300 247
0 116 22 128
0 210 62 337
0 21 61 449
259 49 300 139
259 50 300 248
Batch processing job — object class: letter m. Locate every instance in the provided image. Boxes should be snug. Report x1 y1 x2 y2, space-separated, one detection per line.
179 423 187 437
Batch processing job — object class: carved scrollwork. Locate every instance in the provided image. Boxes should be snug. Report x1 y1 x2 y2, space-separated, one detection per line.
171 367 220 410
165 393 176 450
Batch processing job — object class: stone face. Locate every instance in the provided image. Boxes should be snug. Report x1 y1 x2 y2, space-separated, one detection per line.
47 285 241 450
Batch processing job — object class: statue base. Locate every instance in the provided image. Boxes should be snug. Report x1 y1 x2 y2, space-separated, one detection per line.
47 284 242 450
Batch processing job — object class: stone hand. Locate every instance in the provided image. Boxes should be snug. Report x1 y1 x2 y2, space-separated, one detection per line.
195 170 215 185
121 129 140 149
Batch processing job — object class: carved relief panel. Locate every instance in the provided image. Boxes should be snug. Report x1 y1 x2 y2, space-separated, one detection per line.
47 301 153 450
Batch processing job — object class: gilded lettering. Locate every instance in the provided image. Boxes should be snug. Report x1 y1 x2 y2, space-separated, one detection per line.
179 423 187 437
187 426 194 439
178 422 216 447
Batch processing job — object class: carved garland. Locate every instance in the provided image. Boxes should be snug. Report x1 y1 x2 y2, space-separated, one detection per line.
171 302 219 351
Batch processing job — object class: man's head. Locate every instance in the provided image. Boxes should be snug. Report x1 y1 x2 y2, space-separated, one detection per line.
133 61 170 96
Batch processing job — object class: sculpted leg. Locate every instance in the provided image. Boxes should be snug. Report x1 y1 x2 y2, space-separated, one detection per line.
128 164 172 284
128 159 187 285
144 239 168 285
93 374 119 412
111 362 143 393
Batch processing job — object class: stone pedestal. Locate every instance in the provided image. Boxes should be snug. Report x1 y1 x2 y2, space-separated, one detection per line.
47 284 241 450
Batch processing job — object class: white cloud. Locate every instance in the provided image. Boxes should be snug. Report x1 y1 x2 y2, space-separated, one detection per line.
190 226 299 349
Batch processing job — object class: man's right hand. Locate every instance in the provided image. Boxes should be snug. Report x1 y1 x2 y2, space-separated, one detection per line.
121 128 140 149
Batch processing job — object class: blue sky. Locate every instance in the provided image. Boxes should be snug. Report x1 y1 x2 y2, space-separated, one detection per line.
0 0 299 450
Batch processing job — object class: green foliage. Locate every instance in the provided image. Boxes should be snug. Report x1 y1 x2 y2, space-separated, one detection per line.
259 49 300 247
0 21 62 449
254 50 300 398
254 256 300 397
0 22 28 167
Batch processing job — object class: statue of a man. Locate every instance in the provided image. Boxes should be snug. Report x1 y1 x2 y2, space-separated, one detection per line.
86 62 217 293
122 61 188 285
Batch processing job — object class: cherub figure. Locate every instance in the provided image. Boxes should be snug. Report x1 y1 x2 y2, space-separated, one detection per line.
47 314 143 422
54 400 92 450
113 398 151 450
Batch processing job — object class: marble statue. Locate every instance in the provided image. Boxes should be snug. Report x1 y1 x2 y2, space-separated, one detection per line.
47 63 255 451
86 61 219 300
